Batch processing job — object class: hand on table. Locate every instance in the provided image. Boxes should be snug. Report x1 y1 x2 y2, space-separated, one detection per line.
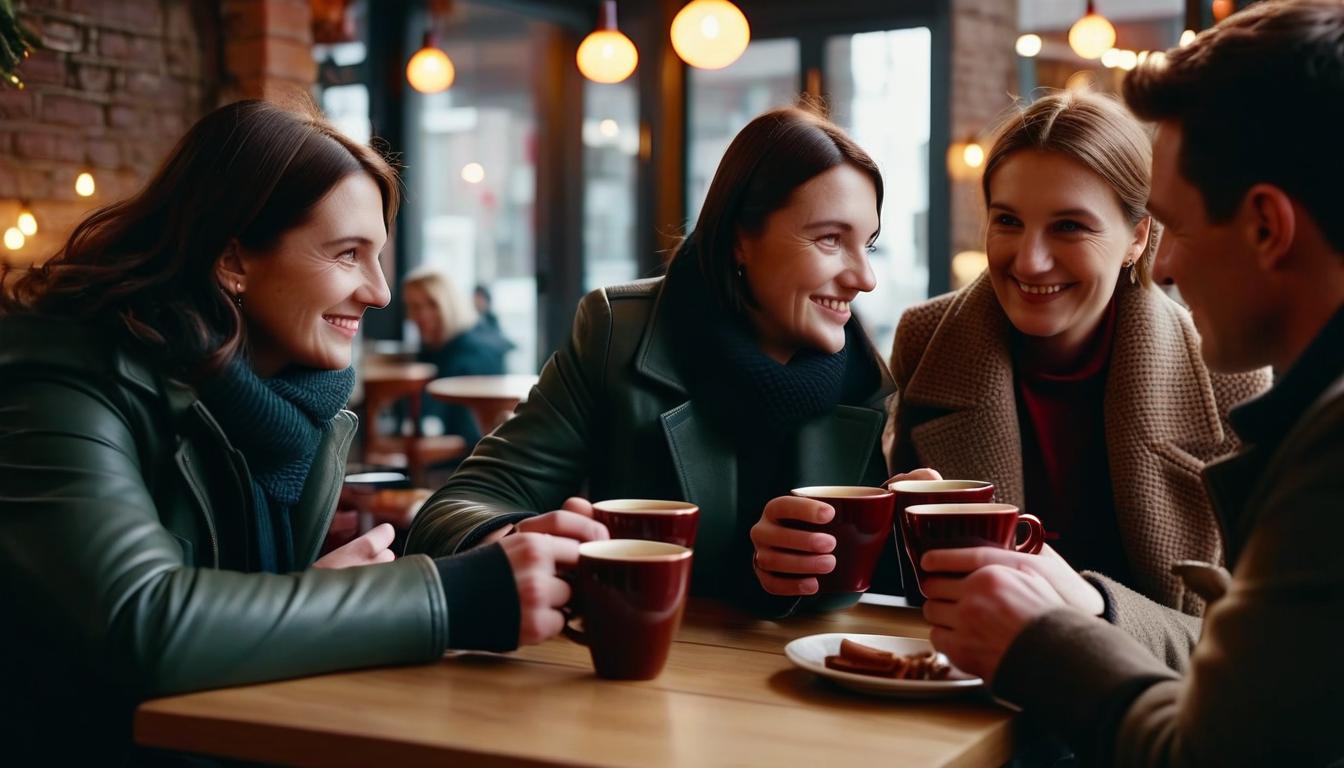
750 496 837 596
313 523 396 569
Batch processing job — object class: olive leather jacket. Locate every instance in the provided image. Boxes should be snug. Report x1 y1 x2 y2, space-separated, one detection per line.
407 279 898 601
0 315 449 761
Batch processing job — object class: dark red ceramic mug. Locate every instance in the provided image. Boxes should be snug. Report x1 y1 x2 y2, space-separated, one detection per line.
591 499 700 548
564 539 693 680
904 502 1045 597
788 486 895 593
890 479 996 596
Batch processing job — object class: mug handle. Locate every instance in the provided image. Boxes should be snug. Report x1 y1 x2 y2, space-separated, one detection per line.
562 614 588 646
560 570 587 646
1015 514 1045 554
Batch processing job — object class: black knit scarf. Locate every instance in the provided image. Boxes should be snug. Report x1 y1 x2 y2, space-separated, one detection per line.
199 361 355 572
662 253 851 440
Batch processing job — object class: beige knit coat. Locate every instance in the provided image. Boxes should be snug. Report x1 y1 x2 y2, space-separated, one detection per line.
888 274 1271 667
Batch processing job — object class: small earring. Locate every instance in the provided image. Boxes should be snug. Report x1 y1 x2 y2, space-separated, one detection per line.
735 264 745 279
233 281 244 308
1127 261 1137 285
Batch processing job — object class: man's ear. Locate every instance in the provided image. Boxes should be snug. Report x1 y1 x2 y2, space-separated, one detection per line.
1241 183 1296 271
214 239 246 293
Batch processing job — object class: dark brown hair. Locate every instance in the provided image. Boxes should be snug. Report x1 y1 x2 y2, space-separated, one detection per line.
982 90 1156 285
0 99 400 375
672 106 884 314
1123 0 1344 251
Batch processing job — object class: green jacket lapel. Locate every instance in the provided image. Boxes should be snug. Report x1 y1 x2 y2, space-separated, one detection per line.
660 401 737 591
796 404 888 488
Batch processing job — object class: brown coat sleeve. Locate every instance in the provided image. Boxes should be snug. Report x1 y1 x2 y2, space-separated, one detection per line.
995 395 1344 767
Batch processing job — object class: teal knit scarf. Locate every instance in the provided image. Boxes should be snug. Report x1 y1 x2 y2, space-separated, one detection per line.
199 361 355 572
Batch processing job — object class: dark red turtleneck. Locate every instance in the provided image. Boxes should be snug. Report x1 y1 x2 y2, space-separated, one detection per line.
1014 299 1131 582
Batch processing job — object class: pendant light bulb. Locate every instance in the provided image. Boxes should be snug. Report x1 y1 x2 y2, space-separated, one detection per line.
407 32 455 94
670 0 751 70
577 2 638 84
1068 2 1116 60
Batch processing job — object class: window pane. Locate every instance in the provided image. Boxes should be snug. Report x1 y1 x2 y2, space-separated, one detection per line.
583 80 639 292
686 38 801 225
406 5 540 373
827 27 932 357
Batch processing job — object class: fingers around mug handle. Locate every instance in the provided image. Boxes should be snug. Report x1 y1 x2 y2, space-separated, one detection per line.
1015 514 1045 554
559 571 587 646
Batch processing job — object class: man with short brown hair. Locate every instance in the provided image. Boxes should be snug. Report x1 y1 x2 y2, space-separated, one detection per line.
919 1 1344 764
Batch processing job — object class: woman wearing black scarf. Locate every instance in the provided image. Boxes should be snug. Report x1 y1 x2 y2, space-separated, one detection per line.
0 101 574 763
409 107 896 617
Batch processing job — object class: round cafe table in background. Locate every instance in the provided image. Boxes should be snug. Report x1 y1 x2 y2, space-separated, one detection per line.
360 362 441 483
426 374 539 435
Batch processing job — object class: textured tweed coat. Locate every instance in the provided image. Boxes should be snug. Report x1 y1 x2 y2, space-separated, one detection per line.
888 274 1271 667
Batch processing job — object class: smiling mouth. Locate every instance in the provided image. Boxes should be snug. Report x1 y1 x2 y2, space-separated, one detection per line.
1015 280 1071 295
811 296 851 314
323 315 361 331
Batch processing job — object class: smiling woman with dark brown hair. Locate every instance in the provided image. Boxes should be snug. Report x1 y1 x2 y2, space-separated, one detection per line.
408 106 896 617
0 99 574 763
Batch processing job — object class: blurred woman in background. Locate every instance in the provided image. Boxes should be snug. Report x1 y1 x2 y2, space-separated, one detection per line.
404 268 513 444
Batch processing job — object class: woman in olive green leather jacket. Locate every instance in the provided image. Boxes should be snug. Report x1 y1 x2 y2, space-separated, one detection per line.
407 107 897 615
0 100 579 763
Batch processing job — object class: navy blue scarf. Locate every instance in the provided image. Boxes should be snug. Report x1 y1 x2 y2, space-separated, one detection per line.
200 361 355 572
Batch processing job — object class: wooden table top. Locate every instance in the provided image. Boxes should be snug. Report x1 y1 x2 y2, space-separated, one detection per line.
426 373 539 405
135 599 1014 767
360 361 439 384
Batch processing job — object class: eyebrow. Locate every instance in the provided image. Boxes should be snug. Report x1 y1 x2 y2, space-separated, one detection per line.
804 220 881 241
804 220 854 231
322 236 377 248
988 202 1101 220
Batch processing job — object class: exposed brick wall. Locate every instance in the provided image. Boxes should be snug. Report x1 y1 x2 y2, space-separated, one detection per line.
1 0 317 268
220 0 314 102
0 0 217 265
950 0 1019 257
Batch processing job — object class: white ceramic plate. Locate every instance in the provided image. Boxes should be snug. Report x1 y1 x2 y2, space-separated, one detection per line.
784 633 984 699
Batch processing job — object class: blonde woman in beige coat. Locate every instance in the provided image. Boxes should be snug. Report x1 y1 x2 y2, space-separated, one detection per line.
887 92 1270 669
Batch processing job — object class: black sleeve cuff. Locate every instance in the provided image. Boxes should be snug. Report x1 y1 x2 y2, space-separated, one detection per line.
434 544 520 652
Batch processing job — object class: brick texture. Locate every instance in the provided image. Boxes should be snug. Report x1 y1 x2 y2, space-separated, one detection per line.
3 0 316 267
950 0 1020 259
219 0 314 103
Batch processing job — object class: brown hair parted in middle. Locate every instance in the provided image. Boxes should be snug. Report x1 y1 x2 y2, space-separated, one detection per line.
0 99 400 377
672 106 884 314
981 90 1157 285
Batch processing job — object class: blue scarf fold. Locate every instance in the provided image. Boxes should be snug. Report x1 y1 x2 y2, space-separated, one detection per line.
199 361 355 572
